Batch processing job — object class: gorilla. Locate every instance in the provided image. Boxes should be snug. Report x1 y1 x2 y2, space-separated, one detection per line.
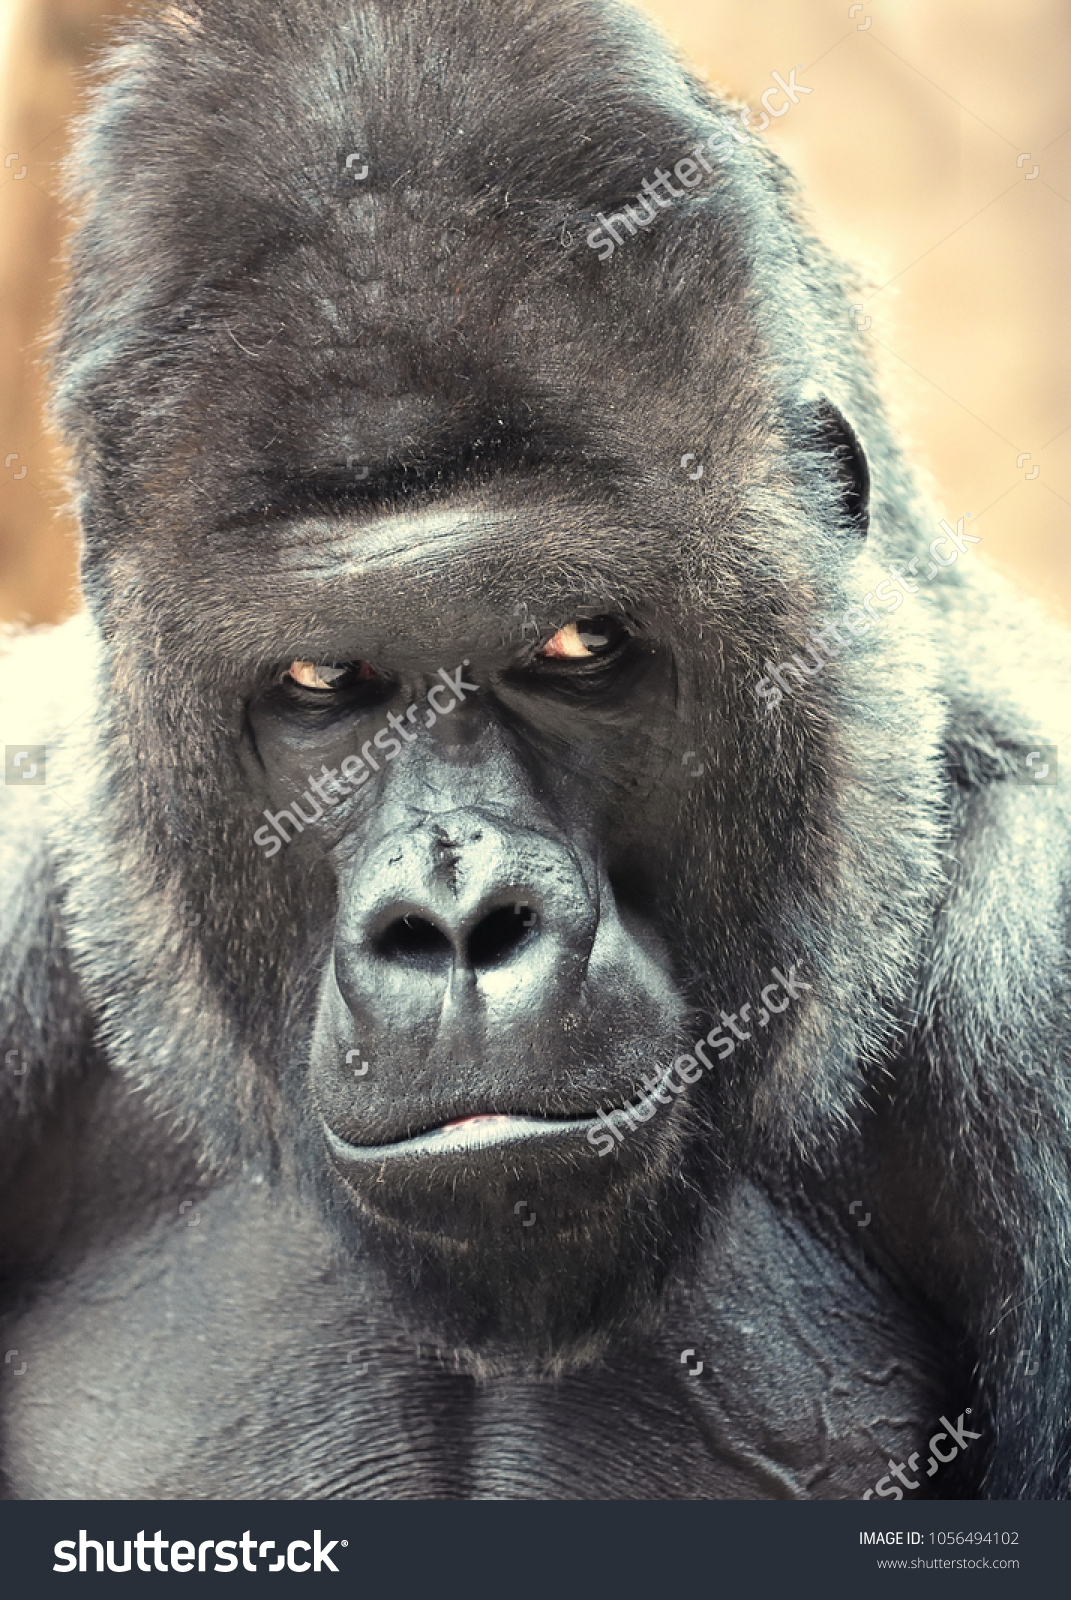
1 0 1069 1501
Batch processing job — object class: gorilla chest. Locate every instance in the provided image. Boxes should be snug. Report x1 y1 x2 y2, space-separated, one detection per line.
2 1181 939 1499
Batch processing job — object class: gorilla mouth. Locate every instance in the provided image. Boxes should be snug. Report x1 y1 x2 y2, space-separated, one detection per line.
324 1110 598 1163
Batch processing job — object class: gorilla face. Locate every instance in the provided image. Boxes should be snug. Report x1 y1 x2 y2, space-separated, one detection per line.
240 502 704 1360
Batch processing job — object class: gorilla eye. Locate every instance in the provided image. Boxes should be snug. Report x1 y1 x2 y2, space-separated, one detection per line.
285 659 384 692
538 618 628 660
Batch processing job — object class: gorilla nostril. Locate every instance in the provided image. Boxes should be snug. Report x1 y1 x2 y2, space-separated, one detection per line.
375 914 453 966
467 904 539 971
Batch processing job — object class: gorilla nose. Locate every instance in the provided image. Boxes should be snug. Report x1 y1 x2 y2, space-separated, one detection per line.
333 811 598 1011
373 902 539 973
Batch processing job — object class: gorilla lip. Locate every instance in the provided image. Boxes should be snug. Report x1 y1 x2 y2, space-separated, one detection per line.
324 1111 599 1162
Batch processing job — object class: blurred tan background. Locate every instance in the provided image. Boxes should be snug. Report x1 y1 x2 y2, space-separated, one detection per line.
1 0 1068 624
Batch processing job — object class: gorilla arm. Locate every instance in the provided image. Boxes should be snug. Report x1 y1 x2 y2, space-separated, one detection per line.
0 622 102 1190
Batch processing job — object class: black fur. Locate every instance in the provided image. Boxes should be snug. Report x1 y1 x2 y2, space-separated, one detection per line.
0 0 1068 1499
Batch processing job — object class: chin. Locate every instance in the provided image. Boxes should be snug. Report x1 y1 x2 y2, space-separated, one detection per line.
318 1104 706 1375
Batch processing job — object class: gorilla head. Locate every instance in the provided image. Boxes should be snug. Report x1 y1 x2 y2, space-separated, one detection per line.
51 0 941 1371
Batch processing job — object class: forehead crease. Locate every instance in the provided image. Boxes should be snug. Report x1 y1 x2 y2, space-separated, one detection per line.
273 509 506 581
269 507 603 590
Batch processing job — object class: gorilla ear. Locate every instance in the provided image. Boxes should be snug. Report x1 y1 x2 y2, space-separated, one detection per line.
796 391 870 538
